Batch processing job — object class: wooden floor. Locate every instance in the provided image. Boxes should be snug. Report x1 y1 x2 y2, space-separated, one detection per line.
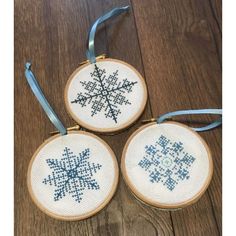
14 0 222 235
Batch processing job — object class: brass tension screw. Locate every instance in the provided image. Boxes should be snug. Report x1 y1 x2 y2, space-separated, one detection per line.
142 117 173 124
80 54 106 65
141 118 157 124
50 124 80 135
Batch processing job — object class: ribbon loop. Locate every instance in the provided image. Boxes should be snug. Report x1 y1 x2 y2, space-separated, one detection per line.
157 109 222 132
86 5 130 63
24 62 67 135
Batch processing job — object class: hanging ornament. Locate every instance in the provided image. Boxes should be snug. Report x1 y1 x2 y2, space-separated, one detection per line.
64 6 147 133
121 109 222 209
25 63 119 220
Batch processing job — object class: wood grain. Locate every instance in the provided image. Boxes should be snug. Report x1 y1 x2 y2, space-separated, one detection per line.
14 0 221 235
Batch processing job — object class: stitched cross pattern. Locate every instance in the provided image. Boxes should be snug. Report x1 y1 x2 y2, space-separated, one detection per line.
138 135 196 191
71 64 137 123
42 147 102 203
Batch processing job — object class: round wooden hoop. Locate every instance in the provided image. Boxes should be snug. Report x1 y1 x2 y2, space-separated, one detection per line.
27 131 119 221
121 121 213 209
64 58 148 133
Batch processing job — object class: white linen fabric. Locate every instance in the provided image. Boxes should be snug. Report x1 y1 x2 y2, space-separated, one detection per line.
123 123 212 207
66 59 146 131
29 132 117 218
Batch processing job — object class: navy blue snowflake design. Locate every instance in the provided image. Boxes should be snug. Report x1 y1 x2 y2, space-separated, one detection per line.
42 147 102 203
71 64 137 123
138 135 196 191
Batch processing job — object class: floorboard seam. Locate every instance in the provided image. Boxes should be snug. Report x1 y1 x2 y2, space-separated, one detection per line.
129 0 154 117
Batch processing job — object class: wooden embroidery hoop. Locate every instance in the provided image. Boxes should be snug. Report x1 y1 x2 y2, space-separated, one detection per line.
64 58 148 134
27 130 119 221
121 121 213 209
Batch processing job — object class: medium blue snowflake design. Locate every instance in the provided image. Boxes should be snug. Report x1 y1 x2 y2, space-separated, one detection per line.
42 147 102 203
138 135 196 191
71 64 137 123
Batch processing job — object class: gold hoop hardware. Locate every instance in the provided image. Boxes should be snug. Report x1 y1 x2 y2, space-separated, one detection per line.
50 124 80 135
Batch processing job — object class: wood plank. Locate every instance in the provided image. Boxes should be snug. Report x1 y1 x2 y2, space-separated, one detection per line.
14 0 104 235
131 0 221 235
15 0 221 235
15 0 174 235
98 2 174 234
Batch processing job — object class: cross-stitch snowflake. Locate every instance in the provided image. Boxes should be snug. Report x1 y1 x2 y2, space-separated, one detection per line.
71 64 137 123
42 147 102 203
138 135 195 191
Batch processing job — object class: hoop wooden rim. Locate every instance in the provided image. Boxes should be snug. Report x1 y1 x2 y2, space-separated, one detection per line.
64 58 148 134
121 121 213 209
27 131 119 221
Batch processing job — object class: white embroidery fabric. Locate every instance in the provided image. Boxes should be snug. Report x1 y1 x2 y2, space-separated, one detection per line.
122 122 212 208
65 59 147 132
28 132 117 219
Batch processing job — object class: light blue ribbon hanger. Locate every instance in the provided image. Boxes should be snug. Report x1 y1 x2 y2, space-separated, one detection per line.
156 109 222 132
24 62 67 135
86 5 130 63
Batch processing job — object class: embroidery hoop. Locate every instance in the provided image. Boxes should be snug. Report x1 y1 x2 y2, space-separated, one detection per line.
121 121 213 209
24 63 119 220
27 131 119 221
64 58 147 133
64 6 147 133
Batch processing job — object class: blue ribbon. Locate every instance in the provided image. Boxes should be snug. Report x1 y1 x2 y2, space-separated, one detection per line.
157 109 222 132
24 62 67 135
86 5 130 63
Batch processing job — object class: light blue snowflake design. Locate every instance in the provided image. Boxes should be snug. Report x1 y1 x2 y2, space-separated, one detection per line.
42 147 102 203
71 64 137 123
138 135 195 191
